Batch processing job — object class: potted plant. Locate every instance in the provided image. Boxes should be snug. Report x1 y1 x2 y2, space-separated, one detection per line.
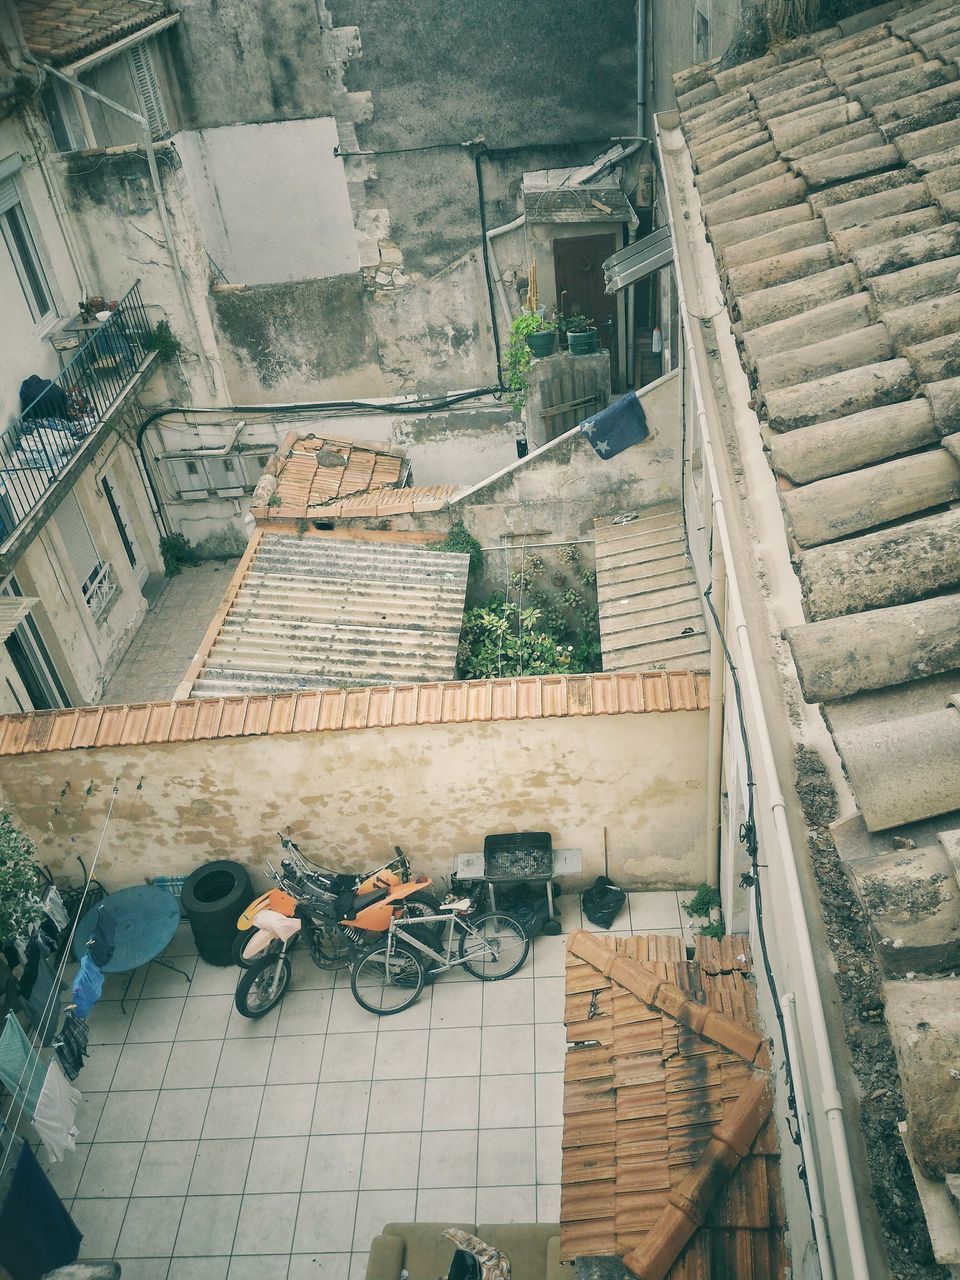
526 313 557 358
564 313 600 355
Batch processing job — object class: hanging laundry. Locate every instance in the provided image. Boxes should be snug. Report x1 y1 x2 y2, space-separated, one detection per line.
22 951 62 1047
32 1060 80 1162
17 936 41 1000
54 1014 89 1083
0 1013 45 1118
70 954 103 1020
0 1136 82 1280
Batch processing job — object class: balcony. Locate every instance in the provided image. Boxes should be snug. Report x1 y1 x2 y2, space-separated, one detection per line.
0 281 157 565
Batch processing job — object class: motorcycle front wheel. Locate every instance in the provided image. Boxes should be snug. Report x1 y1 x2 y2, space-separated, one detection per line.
232 926 283 969
234 955 291 1017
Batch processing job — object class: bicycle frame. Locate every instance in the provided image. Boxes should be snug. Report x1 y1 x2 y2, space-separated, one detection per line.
383 909 499 975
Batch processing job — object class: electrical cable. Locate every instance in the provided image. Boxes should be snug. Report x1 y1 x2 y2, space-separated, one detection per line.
0 781 120 1185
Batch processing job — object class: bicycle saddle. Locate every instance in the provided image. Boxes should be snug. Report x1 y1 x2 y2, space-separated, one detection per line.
440 897 472 912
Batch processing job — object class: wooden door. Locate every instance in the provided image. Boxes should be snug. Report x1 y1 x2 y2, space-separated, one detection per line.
553 233 619 384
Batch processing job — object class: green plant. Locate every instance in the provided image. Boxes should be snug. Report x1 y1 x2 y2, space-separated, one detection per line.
439 523 484 577
143 319 183 364
266 491 281 509
560 312 595 336
457 598 579 679
698 919 726 939
504 312 544 413
159 532 200 577
683 883 722 918
0 810 43 946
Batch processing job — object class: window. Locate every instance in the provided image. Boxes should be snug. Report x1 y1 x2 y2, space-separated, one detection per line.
185 460 199 477
54 493 118 619
128 42 168 138
39 79 86 153
695 4 711 62
0 177 54 322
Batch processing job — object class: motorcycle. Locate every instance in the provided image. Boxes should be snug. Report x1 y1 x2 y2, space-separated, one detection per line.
233 837 436 1018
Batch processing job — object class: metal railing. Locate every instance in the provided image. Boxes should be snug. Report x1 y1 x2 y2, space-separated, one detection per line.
0 281 154 546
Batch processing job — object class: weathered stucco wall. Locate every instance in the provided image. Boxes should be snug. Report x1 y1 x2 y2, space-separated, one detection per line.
13 434 163 705
1 711 709 889
209 277 386 400
176 121 359 286
0 117 82 426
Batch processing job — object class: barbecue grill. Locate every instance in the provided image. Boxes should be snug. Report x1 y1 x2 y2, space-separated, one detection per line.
482 832 561 933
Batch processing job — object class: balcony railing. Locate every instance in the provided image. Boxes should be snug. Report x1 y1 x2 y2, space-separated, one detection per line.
0 281 154 548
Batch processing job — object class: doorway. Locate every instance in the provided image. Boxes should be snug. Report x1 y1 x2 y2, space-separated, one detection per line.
553 232 619 385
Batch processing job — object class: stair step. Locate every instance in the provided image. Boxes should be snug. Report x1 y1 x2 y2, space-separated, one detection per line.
594 524 685 560
604 634 712 672
601 613 706 652
599 584 701 621
597 559 694 598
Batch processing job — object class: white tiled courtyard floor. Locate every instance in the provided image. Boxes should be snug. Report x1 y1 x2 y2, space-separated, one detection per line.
47 890 691 1280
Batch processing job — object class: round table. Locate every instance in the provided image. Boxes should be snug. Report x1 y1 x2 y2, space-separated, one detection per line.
74 885 189 1007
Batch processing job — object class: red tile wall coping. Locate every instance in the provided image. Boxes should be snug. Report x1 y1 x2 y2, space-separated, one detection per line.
0 671 710 757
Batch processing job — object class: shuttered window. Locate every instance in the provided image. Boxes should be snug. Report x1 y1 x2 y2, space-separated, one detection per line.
0 176 53 322
128 43 168 138
54 493 104 597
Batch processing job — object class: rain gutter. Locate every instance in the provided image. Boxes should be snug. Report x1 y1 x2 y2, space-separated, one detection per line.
655 109 871 1280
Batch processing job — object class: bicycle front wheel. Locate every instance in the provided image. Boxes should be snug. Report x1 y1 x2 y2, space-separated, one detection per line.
351 941 425 1015
459 912 529 980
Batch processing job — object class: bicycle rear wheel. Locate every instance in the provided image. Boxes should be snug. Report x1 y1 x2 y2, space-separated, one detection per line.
351 941 425 1014
459 912 529 980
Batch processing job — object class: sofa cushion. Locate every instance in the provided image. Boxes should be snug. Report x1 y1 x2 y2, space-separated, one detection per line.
476 1225 560 1280
383 1222 477 1280
366 1233 405 1280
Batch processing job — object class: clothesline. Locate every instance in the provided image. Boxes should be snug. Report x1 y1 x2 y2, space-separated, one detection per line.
0 781 120 1184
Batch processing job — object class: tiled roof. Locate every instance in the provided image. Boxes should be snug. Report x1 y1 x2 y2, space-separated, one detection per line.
176 531 470 697
672 0 960 833
16 0 172 65
248 431 461 524
0 671 710 757
561 931 784 1279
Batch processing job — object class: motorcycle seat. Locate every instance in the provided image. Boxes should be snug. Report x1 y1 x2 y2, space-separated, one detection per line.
340 886 390 920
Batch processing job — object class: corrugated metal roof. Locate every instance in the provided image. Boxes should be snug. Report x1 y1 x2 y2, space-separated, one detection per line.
177 531 470 698
0 669 709 756
672 2 960 834
16 0 172 65
595 507 710 673
561 932 784 1277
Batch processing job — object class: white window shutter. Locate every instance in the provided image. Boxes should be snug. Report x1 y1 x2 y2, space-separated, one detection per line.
129 43 168 138
54 493 102 588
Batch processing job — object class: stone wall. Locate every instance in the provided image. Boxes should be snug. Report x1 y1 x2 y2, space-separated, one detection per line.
1 710 710 890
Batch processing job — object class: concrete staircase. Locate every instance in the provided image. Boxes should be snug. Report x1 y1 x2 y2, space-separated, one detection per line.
192 535 469 697
594 504 709 673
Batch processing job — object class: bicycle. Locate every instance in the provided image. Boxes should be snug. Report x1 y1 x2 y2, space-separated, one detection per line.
350 897 530 1015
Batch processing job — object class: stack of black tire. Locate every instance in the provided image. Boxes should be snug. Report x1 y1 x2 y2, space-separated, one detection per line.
181 860 251 966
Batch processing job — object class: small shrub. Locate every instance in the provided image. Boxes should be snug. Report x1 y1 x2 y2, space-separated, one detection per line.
683 882 722 919
160 532 200 577
698 919 726 940
0 810 43 947
195 526 246 560
144 319 183 364
439 523 484 577
457 598 579 679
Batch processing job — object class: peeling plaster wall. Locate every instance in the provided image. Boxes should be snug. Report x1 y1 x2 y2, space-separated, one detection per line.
1 712 709 889
55 146 228 403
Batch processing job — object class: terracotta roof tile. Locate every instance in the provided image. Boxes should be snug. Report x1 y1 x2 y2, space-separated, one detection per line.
16 0 172 64
561 932 783 1277
0 671 708 755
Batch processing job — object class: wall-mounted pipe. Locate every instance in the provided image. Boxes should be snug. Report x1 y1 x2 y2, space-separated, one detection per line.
637 0 647 140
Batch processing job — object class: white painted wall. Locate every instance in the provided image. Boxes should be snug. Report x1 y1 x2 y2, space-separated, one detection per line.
0 115 82 427
175 119 360 285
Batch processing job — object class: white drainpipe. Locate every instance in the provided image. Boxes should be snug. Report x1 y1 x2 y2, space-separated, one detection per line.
657 114 870 1280
486 213 525 334
34 61 222 397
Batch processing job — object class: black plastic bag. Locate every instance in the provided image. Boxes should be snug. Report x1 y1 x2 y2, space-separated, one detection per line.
581 875 626 929
495 881 559 938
